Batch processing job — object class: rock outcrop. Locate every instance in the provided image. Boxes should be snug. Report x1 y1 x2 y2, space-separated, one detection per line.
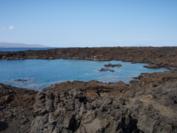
99 67 115 72
0 84 36 133
0 47 177 68
1 71 177 133
104 63 122 68
1 47 177 133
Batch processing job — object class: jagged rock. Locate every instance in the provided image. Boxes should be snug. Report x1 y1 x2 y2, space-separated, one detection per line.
1 71 177 132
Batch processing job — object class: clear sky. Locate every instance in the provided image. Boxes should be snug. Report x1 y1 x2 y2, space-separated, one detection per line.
0 0 177 47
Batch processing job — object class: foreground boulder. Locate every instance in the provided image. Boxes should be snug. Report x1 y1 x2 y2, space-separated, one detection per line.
0 84 36 133
1 71 177 133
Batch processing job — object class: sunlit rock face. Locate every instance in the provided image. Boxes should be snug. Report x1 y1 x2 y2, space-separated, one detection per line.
1 71 177 133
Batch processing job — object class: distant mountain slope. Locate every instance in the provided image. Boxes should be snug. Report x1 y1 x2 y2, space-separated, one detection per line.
0 42 45 48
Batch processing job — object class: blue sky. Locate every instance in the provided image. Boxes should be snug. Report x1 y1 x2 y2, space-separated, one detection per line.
0 0 177 47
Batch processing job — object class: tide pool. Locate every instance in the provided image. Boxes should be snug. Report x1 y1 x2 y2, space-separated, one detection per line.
0 59 166 89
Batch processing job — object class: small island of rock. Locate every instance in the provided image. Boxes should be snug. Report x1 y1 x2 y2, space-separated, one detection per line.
104 63 122 68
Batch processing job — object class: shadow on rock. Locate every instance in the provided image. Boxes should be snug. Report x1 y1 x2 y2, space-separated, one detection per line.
0 121 8 131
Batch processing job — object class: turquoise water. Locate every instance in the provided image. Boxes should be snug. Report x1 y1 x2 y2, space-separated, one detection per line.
0 59 166 89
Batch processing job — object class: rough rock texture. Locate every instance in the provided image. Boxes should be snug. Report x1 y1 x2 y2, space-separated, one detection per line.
1 47 177 133
0 47 177 68
1 71 177 133
0 84 36 133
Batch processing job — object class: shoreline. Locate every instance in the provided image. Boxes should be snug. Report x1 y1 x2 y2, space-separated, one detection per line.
0 58 169 90
1 70 177 132
1 47 177 132
0 47 177 68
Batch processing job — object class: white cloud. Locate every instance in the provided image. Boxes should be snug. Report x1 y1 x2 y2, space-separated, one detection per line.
8 25 15 30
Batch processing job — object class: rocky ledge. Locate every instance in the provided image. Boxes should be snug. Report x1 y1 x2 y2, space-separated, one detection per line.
0 47 177 68
1 47 177 133
1 70 177 133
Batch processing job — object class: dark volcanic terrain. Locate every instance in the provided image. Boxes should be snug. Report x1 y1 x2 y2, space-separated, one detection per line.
0 47 177 133
0 47 177 68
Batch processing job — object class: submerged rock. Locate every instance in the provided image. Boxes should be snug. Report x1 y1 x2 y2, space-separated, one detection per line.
99 67 115 72
99 63 122 73
14 79 29 82
104 63 122 68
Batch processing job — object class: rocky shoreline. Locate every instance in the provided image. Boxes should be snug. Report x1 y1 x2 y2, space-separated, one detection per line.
0 47 177 133
0 47 177 68
1 71 177 133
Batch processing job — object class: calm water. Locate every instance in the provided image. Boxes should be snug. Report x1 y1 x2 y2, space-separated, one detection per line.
0 59 166 89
